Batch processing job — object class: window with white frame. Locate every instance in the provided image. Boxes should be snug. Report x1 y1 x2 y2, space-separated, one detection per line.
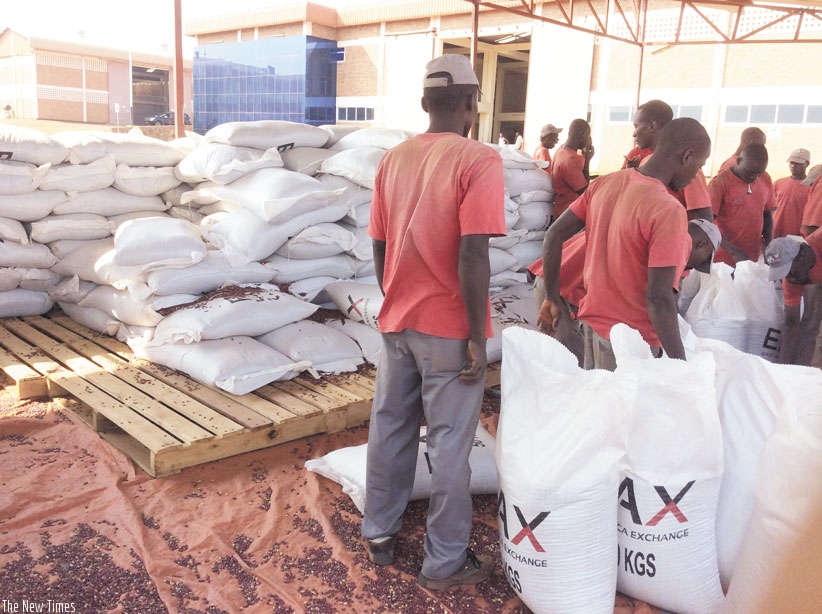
608 105 633 122
724 103 822 125
337 107 374 122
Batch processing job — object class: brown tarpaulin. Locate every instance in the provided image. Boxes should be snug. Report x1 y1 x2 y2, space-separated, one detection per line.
0 380 659 613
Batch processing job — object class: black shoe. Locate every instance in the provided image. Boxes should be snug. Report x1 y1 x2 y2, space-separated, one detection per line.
366 535 396 566
418 548 493 590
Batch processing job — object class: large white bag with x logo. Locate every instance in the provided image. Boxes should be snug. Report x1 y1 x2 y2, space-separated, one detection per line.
498 327 633 614
611 324 724 614
324 280 383 330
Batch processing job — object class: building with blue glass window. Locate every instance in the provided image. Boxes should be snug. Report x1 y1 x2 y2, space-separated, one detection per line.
192 35 337 132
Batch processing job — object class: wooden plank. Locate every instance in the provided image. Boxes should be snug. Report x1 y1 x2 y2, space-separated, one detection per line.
324 374 375 401
50 317 273 430
253 384 323 419
26 316 244 438
485 362 501 388
0 342 49 399
0 331 179 452
4 318 212 444
294 374 366 405
276 380 342 412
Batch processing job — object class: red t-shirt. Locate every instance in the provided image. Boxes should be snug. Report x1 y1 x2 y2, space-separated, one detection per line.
672 169 712 212
369 133 507 339
527 231 587 307
773 177 811 238
622 146 654 169
570 169 691 346
801 179 822 230
549 146 587 219
533 145 552 164
782 229 822 307
709 169 777 265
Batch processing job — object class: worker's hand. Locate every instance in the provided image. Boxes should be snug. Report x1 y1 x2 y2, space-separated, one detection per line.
460 339 488 385
536 298 564 336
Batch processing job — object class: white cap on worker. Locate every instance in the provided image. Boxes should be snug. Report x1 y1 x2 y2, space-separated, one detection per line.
423 55 479 89
540 124 563 137
689 219 722 274
787 148 811 164
764 235 806 281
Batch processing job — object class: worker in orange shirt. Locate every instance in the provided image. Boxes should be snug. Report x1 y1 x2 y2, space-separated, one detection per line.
709 143 776 266
533 123 562 164
548 118 594 221
538 118 716 370
773 148 812 238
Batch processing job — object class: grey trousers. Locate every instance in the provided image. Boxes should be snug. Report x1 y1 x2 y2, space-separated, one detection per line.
362 329 485 579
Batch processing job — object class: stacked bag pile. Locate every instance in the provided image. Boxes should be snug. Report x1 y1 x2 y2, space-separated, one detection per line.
0 121 552 394
497 321 822 614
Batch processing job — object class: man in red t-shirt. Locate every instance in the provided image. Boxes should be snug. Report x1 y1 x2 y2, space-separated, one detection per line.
364 54 504 589
718 126 767 173
549 118 594 220
538 118 714 369
622 99 672 169
773 148 812 238
621 99 713 221
765 233 822 365
533 123 562 164
709 143 776 266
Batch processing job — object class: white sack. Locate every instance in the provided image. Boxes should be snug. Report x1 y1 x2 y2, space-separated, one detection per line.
286 275 338 304
0 217 29 244
257 320 364 376
52 130 184 167
611 324 724 614
149 284 317 346
504 168 554 198
275 222 357 260
112 217 206 269
733 260 783 361
49 238 110 260
39 156 116 192
53 188 168 216
203 202 350 266
16 268 64 292
48 276 97 304
0 190 65 222
319 146 384 190
513 201 553 231
685 262 748 351
498 327 633 614
0 161 49 194
0 288 53 318
326 318 382 365
142 251 277 297
330 127 415 151
184 167 344 224
202 120 330 150
267 254 357 284
0 125 67 165
0 269 22 292
51 240 117 285
30 213 113 244
58 301 120 336
489 247 522 275
131 335 311 395
325 280 383 330
78 285 163 327
318 124 360 147
280 146 334 176
0 241 58 269
174 143 283 185
507 240 544 271
113 164 181 196
720 381 822 614
306 423 497 514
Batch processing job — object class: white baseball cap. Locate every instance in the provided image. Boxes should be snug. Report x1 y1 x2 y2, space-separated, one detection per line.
764 235 806 281
423 54 480 89
689 218 722 273
787 148 811 164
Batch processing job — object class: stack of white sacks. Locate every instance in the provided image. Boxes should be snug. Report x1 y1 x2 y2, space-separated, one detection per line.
498 322 822 614
0 121 551 394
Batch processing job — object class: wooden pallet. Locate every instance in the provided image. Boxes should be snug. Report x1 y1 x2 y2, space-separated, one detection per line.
0 314 502 477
